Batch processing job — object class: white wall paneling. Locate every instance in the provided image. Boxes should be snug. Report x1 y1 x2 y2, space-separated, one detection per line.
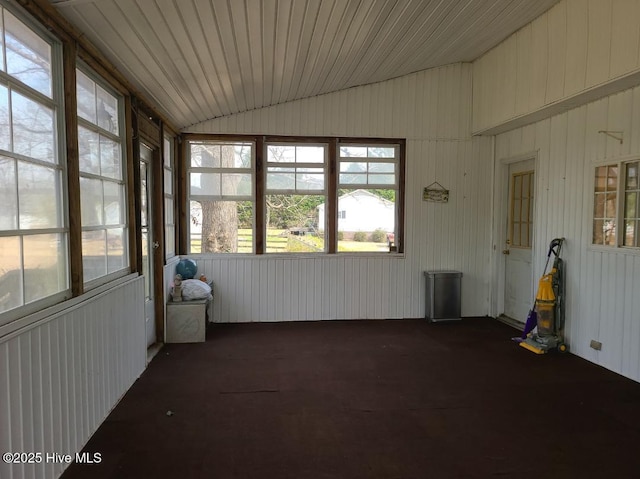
473 0 640 134
493 84 640 382
0 277 146 479
187 64 493 322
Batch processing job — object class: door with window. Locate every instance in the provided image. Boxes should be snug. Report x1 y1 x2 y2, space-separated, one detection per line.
503 159 535 323
140 143 156 347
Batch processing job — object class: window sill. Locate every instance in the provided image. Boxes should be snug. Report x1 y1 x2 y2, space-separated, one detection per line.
0 273 140 342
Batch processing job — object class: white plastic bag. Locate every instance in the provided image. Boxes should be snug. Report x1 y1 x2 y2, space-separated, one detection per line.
180 279 212 300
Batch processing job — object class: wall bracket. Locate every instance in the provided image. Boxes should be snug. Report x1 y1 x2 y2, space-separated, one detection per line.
598 130 623 144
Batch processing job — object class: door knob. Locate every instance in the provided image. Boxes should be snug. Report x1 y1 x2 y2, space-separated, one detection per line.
153 241 160 249
502 249 510 255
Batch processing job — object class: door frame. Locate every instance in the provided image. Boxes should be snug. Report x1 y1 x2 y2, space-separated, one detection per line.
491 151 539 319
133 104 166 346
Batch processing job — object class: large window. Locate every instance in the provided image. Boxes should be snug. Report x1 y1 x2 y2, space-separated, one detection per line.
336 144 399 252
185 136 404 255
593 159 639 248
76 66 128 284
0 5 68 317
188 140 255 253
266 143 327 253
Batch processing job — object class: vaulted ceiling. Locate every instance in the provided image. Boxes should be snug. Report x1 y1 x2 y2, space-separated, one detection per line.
49 0 560 130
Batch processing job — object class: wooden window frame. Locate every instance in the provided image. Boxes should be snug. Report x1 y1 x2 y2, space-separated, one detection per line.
182 134 405 255
592 158 640 249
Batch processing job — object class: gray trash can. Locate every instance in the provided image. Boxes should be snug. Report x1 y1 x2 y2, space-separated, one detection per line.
424 271 462 322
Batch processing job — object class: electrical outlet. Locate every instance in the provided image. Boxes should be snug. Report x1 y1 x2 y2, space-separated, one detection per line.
590 340 602 351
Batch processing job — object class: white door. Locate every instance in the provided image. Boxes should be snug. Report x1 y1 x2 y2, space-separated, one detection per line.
503 160 535 323
140 144 156 347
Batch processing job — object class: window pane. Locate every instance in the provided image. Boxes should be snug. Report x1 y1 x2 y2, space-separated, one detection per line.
368 173 395 185
625 192 637 218
624 220 637 247
296 146 324 163
266 194 325 253
82 230 106 282
0 236 22 313
369 162 395 173
340 162 366 172
336 189 395 252
163 137 171 167
76 69 96 124
593 193 605 218
339 173 366 184
189 200 253 253
627 162 638 189
100 136 122 179
232 143 252 168
106 227 126 273
78 126 100 174
594 166 607 192
0 156 17 229
12 91 55 162
80 177 103 226
165 198 174 224
191 143 220 168
191 172 220 196
18 162 59 228
0 84 10 151
268 145 295 163
96 84 118 134
5 11 52 97
605 193 617 217
296 173 324 190
103 181 123 225
340 146 367 157
165 225 175 257
222 173 252 196
267 170 295 190
164 168 172 195
23 233 66 303
367 147 395 158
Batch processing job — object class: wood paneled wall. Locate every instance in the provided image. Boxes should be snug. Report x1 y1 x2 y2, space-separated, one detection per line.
494 84 640 382
473 0 640 133
185 64 494 321
0 277 146 479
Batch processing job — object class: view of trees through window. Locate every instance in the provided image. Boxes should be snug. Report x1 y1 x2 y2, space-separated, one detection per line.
0 5 68 316
187 138 402 254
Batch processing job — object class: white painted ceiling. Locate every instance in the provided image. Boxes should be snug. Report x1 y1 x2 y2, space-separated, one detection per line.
49 0 560 130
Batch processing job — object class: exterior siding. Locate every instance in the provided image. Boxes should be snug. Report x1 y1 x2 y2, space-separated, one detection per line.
0 277 146 479
494 85 640 382
473 0 640 133
185 64 494 321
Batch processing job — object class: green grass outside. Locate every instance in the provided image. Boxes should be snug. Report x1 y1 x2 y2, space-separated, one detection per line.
191 229 389 253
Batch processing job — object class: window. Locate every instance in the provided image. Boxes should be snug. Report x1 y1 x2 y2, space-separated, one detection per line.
0 4 68 318
265 143 327 253
509 171 534 248
76 66 128 284
337 144 400 252
188 140 255 253
623 161 639 247
593 160 639 248
185 136 404 255
164 135 176 259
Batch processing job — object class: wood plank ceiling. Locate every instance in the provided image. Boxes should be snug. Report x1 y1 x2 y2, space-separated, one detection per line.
49 0 560 130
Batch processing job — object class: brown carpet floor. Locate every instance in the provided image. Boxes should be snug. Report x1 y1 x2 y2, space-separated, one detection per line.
61 318 640 479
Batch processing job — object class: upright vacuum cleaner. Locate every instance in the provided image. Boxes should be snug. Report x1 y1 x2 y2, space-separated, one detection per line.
519 238 567 354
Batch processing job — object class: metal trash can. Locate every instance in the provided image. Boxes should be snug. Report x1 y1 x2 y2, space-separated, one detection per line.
424 271 462 322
